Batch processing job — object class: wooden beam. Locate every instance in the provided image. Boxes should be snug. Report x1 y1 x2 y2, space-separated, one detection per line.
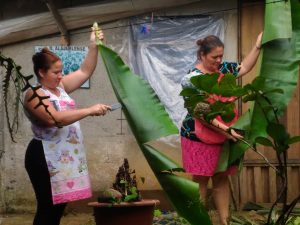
42 0 70 45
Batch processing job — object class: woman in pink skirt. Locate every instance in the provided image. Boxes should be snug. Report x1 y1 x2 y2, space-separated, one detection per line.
180 33 262 225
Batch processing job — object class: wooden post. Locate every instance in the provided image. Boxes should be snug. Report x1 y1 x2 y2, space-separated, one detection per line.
42 0 70 45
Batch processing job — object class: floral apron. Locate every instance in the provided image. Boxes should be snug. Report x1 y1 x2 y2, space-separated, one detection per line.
31 87 91 205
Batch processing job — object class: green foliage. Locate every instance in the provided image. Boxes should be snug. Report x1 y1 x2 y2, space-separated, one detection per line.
96 37 211 224
213 73 246 97
180 62 300 224
288 136 300 145
123 187 139 202
180 2 300 225
184 95 206 112
266 123 290 153
1 53 29 142
209 101 236 122
0 53 62 144
181 72 242 123
236 1 300 224
255 137 274 147
153 209 162 217
286 217 300 225
190 72 219 92
180 87 201 97
112 158 141 203
229 0 300 165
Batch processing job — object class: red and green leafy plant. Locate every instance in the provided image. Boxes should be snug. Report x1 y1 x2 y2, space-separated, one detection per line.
112 158 141 203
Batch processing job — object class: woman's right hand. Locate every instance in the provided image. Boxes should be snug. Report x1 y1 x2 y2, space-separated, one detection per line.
89 104 111 116
255 32 263 49
229 129 244 141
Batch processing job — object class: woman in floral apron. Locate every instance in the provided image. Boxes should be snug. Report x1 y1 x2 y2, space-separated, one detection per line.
180 33 262 225
24 29 110 225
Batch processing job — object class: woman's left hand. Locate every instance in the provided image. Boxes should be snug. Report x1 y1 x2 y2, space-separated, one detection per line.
255 32 263 49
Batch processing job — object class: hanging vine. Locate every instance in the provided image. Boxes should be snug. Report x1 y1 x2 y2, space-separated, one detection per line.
0 52 59 144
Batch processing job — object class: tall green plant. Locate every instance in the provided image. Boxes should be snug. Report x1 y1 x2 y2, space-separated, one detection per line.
182 71 300 224
94 23 211 224
230 1 300 222
229 0 300 165
180 1 300 224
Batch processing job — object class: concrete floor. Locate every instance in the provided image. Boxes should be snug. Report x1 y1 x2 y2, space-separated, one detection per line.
0 212 188 225
0 213 95 225
0 211 224 225
0 210 264 225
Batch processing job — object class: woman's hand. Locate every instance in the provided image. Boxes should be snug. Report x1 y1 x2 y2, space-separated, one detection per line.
237 31 263 77
89 104 111 116
255 32 263 49
90 27 104 47
62 26 105 93
229 129 244 141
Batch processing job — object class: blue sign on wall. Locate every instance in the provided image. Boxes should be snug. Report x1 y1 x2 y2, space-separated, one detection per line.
34 46 89 88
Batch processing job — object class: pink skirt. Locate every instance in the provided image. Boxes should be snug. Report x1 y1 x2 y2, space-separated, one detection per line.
181 137 237 176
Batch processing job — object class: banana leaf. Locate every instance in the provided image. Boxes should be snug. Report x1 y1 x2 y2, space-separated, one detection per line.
157 174 210 224
228 0 300 164
97 43 211 224
98 44 178 144
141 144 211 224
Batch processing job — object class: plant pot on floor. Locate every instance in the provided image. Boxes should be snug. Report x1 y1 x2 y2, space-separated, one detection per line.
88 199 160 225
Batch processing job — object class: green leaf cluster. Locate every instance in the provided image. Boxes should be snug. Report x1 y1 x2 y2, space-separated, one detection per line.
180 72 245 123
93 0 300 223
96 40 211 224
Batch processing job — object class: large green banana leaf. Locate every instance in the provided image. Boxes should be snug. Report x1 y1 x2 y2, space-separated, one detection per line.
98 45 177 143
141 144 211 225
228 0 300 164
97 44 211 224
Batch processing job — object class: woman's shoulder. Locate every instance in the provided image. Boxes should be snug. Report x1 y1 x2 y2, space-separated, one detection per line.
189 67 203 75
24 85 47 101
181 68 203 82
181 67 203 88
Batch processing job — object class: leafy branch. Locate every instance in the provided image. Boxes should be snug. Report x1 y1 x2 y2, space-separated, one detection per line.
0 52 61 143
112 158 141 202
180 73 300 225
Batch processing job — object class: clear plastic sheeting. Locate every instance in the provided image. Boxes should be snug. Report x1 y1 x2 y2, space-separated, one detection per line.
125 16 225 128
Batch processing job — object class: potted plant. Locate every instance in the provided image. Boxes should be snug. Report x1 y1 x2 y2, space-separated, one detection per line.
88 158 160 225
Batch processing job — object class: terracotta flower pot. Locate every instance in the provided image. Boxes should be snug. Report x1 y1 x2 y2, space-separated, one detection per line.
88 199 160 225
